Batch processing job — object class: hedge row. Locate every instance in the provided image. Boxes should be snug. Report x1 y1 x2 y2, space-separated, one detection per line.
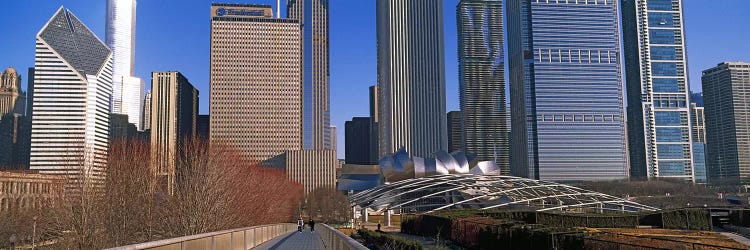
419 209 714 230
357 229 423 250
537 213 639 228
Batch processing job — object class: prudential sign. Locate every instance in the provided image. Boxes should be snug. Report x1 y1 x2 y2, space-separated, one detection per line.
215 8 266 17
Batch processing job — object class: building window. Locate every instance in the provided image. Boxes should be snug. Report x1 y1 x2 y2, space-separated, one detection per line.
650 46 677 60
648 0 674 11
648 12 674 27
652 62 678 76
653 78 679 92
649 29 676 45
657 144 684 159
656 128 684 142
658 161 686 176
655 111 681 126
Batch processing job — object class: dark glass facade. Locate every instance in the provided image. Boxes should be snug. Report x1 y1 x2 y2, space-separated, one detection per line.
507 0 628 181
623 0 695 181
345 117 372 165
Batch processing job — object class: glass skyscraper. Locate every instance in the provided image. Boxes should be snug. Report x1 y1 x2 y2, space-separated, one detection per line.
287 0 332 151
623 0 695 181
107 0 144 130
457 0 509 173
507 0 628 181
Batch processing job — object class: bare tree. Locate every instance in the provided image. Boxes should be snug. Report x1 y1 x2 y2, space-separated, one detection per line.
306 187 352 224
2 137 304 249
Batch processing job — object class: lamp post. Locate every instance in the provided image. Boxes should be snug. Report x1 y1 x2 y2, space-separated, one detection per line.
32 216 37 250
9 234 16 250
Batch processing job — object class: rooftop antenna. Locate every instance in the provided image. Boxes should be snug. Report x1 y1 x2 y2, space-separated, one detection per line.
276 0 280 18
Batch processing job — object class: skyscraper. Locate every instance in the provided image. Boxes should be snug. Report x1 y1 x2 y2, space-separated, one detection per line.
377 0 447 158
507 0 628 181
0 67 25 116
31 7 113 188
142 90 151 131
457 0 508 172
345 117 372 165
623 0 695 181
447 111 463 153
702 62 750 184
0 114 30 169
287 0 331 151
107 0 144 130
150 72 198 193
210 4 302 162
691 102 706 183
197 114 210 139
369 85 380 164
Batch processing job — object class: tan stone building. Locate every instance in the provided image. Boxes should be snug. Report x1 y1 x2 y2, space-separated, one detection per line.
283 150 337 194
209 4 303 162
150 72 198 193
0 67 25 116
0 171 64 214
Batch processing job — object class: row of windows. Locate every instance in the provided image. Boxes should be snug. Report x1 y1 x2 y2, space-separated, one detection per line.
652 78 683 92
537 49 617 64
654 111 685 126
537 113 620 123
655 127 688 142
533 0 612 4
649 29 681 45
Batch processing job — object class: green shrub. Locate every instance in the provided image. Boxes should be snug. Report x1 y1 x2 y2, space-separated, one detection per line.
483 211 536 224
357 229 423 250
660 209 711 230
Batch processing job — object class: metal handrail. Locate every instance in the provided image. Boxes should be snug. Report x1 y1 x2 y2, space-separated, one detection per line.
105 223 297 250
318 224 368 250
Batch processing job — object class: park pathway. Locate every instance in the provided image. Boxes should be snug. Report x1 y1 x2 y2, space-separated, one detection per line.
253 229 325 250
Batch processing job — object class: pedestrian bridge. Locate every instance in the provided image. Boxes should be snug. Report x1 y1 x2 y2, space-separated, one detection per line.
106 223 367 250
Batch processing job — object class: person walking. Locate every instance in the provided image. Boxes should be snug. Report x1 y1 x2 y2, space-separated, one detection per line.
297 217 304 232
309 219 316 232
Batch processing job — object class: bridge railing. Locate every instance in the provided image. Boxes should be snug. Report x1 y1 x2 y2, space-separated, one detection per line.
318 224 368 250
105 223 297 250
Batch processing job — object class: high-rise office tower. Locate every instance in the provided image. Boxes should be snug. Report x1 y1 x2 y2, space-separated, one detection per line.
107 0 144 130
377 0 447 158
369 85 380 164
0 114 30 169
109 113 136 142
142 90 151 131
328 126 337 152
623 0 695 181
150 72 198 193
702 62 750 184
447 111 463 153
32 7 113 188
457 0 508 171
197 115 210 139
690 102 706 183
210 4 302 162
345 117 372 165
287 0 331 151
507 0 628 181
283 150 337 194
0 67 25 116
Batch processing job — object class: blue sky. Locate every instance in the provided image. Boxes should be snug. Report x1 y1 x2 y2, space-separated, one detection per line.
1 1 748 158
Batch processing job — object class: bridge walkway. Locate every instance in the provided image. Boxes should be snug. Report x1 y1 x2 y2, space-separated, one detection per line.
252 229 325 250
